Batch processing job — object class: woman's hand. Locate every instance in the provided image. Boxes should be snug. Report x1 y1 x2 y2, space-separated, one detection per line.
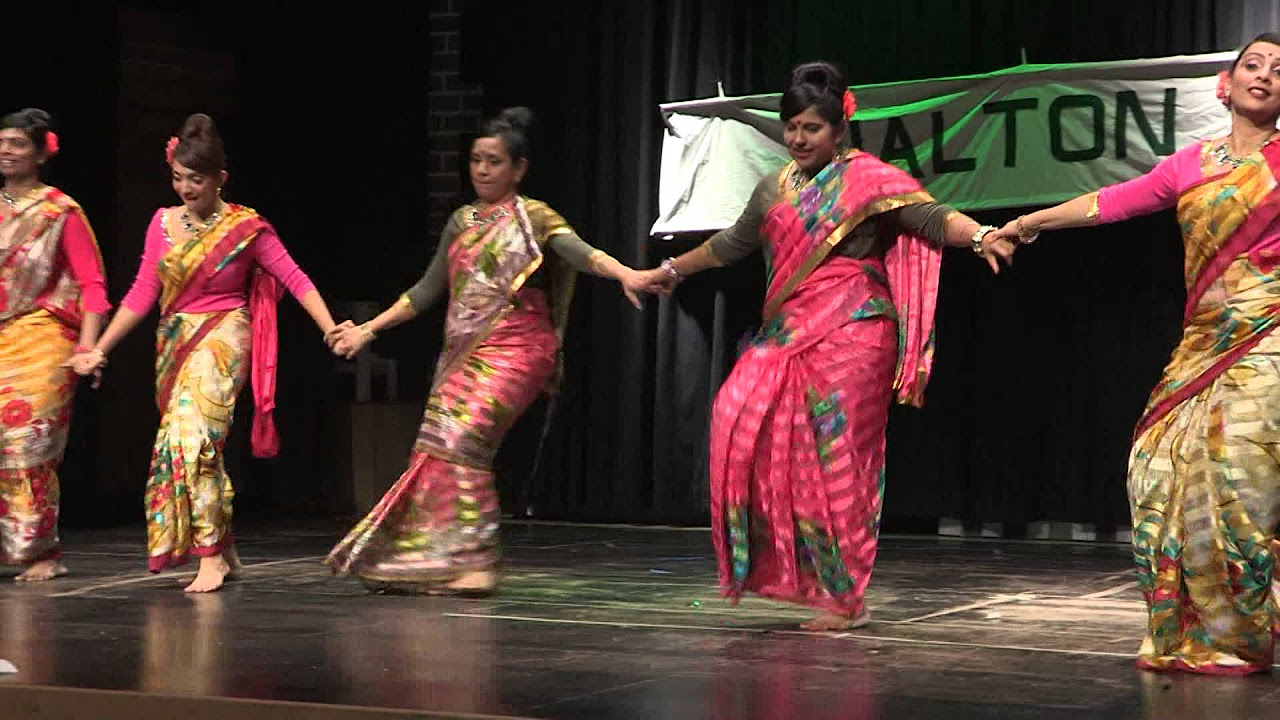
616 269 653 309
980 226 1019 274
330 325 372 360
325 320 356 348
63 349 106 387
636 267 679 295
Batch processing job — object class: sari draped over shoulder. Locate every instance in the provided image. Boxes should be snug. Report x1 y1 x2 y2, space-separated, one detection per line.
1127 141 1280 674
710 150 941 616
327 196 574 589
146 204 281 572
0 188 101 565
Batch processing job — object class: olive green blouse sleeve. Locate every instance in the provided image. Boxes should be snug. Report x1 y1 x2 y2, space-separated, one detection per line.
887 201 957 246
402 209 464 312
701 174 780 265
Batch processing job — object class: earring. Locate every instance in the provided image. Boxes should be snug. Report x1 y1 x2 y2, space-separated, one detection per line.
217 187 223 196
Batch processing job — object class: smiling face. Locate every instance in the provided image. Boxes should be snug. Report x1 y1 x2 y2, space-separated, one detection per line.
1227 41 1280 121
783 106 843 174
170 161 228 216
0 128 42 183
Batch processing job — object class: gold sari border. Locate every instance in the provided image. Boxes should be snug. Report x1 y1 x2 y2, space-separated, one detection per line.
438 207 545 384
763 190 934 322
157 206 260 312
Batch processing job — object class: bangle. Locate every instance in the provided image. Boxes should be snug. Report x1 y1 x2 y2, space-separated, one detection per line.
74 345 91 354
660 257 681 280
970 225 996 255
1084 191 1101 222
1015 215 1040 244
358 323 377 340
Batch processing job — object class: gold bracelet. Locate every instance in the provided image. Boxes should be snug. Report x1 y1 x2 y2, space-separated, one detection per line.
970 225 996 255
358 323 377 340
1015 215 1040 244
1084 191 1101 222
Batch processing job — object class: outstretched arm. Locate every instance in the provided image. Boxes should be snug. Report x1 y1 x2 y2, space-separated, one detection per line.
329 219 457 358
547 233 648 309
644 176 773 291
66 211 166 377
893 203 1016 274
994 144 1194 244
255 229 336 335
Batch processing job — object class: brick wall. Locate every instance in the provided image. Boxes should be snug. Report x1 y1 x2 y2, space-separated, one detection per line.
427 0 484 234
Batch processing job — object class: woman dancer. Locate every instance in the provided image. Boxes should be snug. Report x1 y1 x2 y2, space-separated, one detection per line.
325 107 651 595
67 113 339 593
0 108 109 581
989 34 1280 674
641 63 1013 630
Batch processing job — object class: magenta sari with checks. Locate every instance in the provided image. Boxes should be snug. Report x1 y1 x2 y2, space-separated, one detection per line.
710 150 941 617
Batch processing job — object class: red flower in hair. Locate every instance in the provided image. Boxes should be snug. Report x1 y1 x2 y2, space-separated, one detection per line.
44 131 60 157
1216 70 1231 108
842 90 857 121
165 136 180 164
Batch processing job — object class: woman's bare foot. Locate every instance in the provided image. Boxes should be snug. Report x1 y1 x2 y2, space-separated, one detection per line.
15 559 67 582
183 556 231 593
444 569 498 596
801 609 871 632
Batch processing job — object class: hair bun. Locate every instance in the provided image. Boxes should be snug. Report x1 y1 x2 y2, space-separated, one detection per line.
20 108 52 129
498 106 534 131
179 113 219 142
789 62 845 96
171 112 226 174
6 108 52 132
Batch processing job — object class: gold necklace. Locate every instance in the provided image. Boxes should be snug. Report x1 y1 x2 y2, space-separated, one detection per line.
1213 131 1278 167
1 183 43 208
180 202 225 236
786 166 811 192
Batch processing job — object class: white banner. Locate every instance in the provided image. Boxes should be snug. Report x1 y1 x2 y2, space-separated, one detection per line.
653 52 1236 235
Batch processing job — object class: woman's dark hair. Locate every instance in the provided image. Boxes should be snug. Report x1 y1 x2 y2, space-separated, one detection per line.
477 107 534 162
1232 32 1280 69
0 108 54 153
172 113 226 174
780 61 846 126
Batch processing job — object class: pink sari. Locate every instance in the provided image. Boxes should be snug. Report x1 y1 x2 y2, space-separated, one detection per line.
326 197 575 590
710 150 940 617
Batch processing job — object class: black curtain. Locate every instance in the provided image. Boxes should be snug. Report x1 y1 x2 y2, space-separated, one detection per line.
7 6 121 527
461 0 1255 531
19 0 1275 532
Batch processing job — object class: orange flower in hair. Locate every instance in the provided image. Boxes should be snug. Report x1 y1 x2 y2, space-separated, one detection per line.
165 136 179 164
44 131 59 156
1216 70 1231 108
842 90 857 121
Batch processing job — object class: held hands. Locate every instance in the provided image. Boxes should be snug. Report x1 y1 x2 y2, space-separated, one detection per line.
976 215 1040 274
978 229 1019 274
617 269 648 309
633 267 680 296
325 320 372 360
617 266 679 307
62 349 106 389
